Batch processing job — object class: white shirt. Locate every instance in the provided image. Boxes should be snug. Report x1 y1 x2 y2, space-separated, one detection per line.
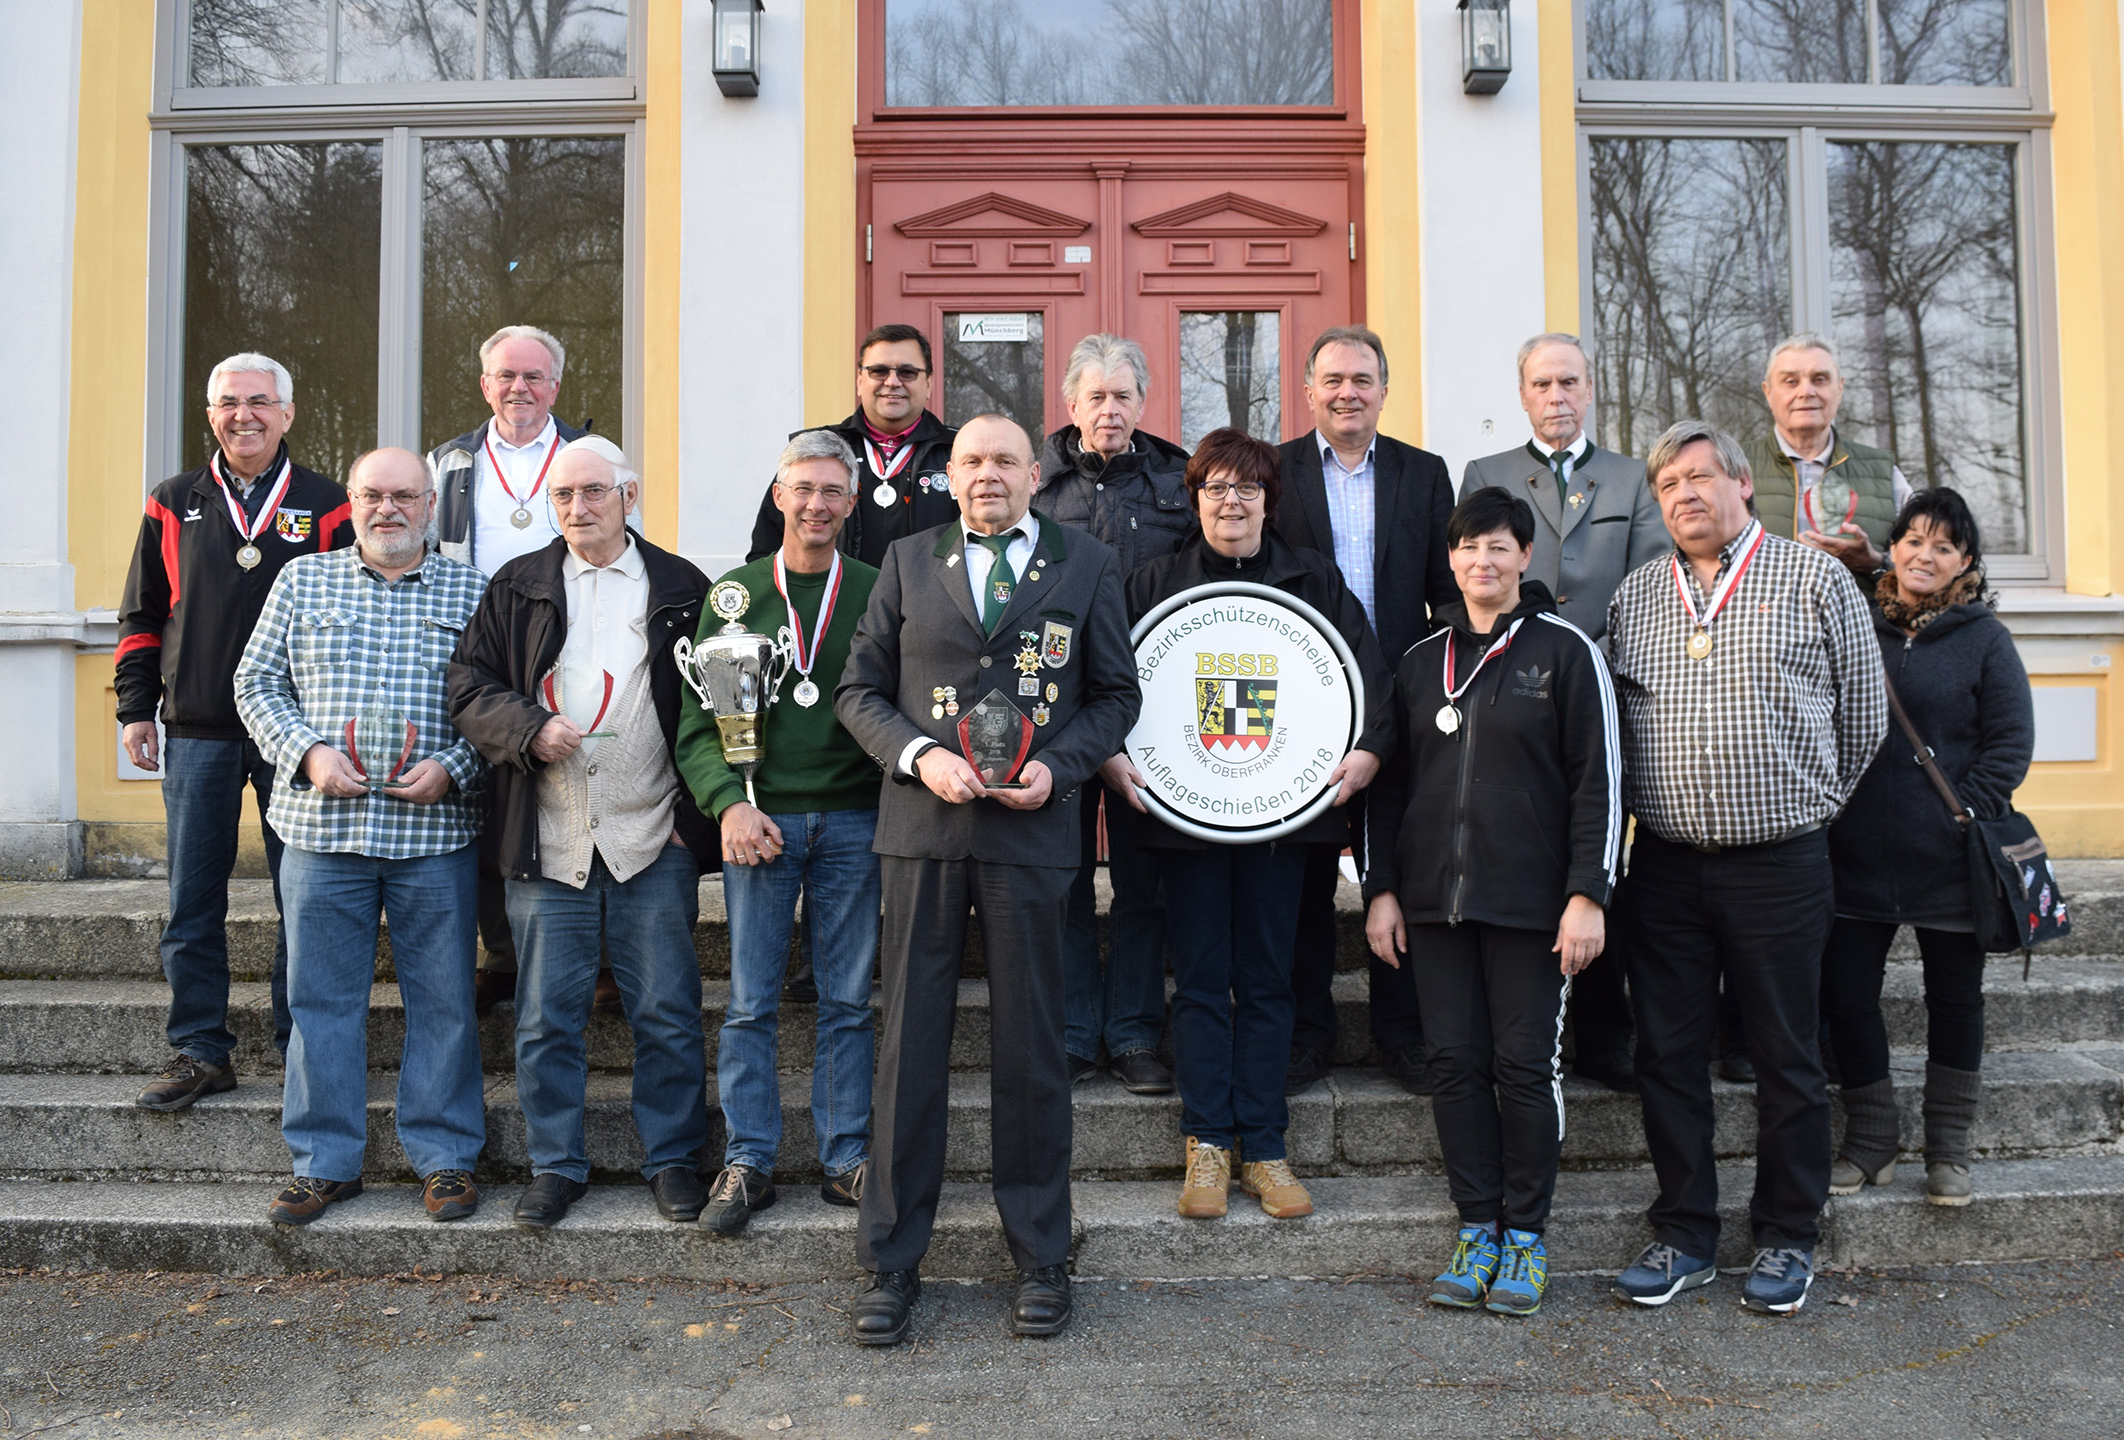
897 514 1040 777
1315 433 1378 634
555 534 649 758
471 417 563 576
1777 428 1914 525
1529 431 1592 490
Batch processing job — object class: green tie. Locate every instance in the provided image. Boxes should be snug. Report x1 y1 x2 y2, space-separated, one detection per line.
977 531 1020 633
1548 447 1572 508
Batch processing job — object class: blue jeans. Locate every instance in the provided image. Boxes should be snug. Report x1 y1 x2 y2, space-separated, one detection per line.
1063 788 1168 1061
1161 843 1305 1161
720 808 879 1176
160 735 290 1065
509 845 709 1182
279 842 484 1182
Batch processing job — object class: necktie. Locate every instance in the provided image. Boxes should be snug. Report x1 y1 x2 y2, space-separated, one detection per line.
1548 447 1573 508
977 531 1019 634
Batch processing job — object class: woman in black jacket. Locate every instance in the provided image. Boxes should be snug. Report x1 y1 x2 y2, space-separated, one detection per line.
1100 427 1394 1227
1363 488 1621 1317
1822 488 2032 1208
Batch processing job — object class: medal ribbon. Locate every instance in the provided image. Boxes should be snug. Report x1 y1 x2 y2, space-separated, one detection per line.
1670 521 1768 636
862 437 916 484
209 453 294 545
773 547 845 681
482 431 561 509
1441 619 1525 703
541 668 615 735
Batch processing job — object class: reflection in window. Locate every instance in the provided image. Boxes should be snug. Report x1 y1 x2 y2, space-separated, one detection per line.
1589 138 1791 459
1878 0 2013 86
942 312 1046 445
187 0 328 87
1179 313 1280 450
1734 0 1868 83
423 138 627 450
1585 0 2012 85
1829 142 2026 550
886 0 1333 107
486 0 628 79
185 0 627 87
183 144 382 482
337 1 478 83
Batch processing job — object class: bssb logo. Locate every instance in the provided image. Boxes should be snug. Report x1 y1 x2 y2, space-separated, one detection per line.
1196 676 1276 755
1194 652 1279 677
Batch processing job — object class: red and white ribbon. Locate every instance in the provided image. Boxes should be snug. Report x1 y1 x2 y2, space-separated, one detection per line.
210 453 293 545
483 431 561 510
773 547 845 684
1442 618 1526 703
862 437 916 483
1670 520 1768 635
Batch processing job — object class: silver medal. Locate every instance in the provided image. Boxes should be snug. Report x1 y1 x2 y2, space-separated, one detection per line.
235 543 262 571
793 678 820 708
872 481 896 508
1435 704 1462 735
510 506 532 529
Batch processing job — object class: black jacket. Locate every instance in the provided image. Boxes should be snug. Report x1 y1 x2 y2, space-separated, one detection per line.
746 410 959 568
445 535 719 881
427 416 588 570
1828 593 2033 925
1037 424 1195 576
1274 431 1458 667
115 446 354 738
1362 581 1622 930
1124 529 1396 852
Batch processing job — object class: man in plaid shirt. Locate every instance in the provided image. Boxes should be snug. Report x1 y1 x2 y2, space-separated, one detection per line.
1604 420 1885 1318
235 447 491 1229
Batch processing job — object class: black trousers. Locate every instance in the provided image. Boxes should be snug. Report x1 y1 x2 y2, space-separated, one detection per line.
858 855 1074 1274
1625 830 1833 1256
1821 918 1987 1086
1290 843 1425 1057
476 832 517 973
1567 896 1634 1064
1409 920 1570 1234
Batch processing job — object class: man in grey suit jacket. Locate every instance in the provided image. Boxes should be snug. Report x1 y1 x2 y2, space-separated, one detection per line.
1460 333 1668 642
834 413 1141 1347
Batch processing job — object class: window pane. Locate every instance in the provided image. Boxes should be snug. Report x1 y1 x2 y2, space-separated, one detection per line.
187 0 327 87
942 312 1046 445
1734 0 1868 83
1179 313 1281 450
422 137 627 452
485 0 629 79
183 143 381 481
885 0 1334 107
336 0 478 83
1829 142 2026 550
1589 138 1792 459
1585 0 1726 82
1877 0 2013 86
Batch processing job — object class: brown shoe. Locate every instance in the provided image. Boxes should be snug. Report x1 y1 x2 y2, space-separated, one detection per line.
593 968 623 1013
473 969 517 1015
1238 1158 1313 1219
136 1052 237 1112
1177 1136 1231 1219
268 1175 363 1226
422 1169 480 1222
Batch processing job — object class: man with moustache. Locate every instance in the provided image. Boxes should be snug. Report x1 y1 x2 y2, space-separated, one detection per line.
235 448 491 1227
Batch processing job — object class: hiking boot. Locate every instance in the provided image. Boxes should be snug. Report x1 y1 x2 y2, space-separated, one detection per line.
135 1052 237 1112
1237 1157 1313 1219
1178 1136 1231 1218
1429 1225 1503 1308
1740 1246 1814 1315
268 1175 362 1226
422 1169 479 1222
1486 1230 1548 1316
701 1164 776 1235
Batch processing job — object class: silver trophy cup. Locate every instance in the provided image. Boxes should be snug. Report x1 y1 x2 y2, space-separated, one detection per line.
674 621 793 808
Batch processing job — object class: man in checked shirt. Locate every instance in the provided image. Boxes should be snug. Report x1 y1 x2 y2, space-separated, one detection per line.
236 447 491 1229
1603 421 1885 1318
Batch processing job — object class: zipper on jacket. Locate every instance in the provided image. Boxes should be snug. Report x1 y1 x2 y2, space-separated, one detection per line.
1446 644 1480 926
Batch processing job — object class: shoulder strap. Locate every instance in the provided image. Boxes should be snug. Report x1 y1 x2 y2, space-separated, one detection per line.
1883 674 1972 825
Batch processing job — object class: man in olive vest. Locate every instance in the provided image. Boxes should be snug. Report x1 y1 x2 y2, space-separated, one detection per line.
1746 332 1913 576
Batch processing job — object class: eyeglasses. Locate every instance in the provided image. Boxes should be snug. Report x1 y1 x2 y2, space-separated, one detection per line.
484 369 554 387
550 483 621 507
1199 481 1265 502
860 364 929 383
350 488 432 510
779 483 853 504
210 395 282 414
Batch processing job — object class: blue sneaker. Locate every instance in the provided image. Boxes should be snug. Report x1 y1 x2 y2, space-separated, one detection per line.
1740 1247 1814 1315
1429 1225 1503 1308
1613 1241 1717 1306
1486 1230 1547 1315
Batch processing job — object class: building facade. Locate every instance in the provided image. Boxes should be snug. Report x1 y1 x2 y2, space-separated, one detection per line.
8 0 2124 875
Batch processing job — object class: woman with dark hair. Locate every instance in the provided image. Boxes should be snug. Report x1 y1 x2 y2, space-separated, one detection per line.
1099 427 1394 1223
1822 487 2032 1206
1363 487 1620 1315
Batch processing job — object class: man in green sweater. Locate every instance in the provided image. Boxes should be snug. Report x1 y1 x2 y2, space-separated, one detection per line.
676 429 883 1234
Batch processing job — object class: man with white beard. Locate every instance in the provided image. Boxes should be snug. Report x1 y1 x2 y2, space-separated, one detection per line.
235 447 492 1228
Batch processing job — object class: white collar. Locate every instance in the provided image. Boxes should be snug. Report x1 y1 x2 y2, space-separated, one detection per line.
1316 430 1376 471
963 513 1039 550
1776 428 1836 466
1529 432 1590 462
489 416 558 454
562 533 644 581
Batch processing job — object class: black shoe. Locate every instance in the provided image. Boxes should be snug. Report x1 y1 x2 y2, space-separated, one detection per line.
136 1052 237 1112
649 1165 707 1222
1380 1045 1432 1096
1112 1049 1175 1095
1575 1051 1640 1094
1285 1045 1331 1097
1718 1051 1757 1085
513 1173 588 1229
701 1164 776 1235
473 969 517 1016
1012 1264 1073 1336
1068 1053 1101 1085
783 957 819 1005
820 1163 866 1208
851 1269 920 1346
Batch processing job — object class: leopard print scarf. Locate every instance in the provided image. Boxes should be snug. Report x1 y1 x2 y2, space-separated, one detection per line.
1875 566 1986 633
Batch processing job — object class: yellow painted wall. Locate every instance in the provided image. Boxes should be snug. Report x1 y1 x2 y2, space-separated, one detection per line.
640 0 683 551
1539 0 1579 335
802 0 858 428
1361 0 1422 446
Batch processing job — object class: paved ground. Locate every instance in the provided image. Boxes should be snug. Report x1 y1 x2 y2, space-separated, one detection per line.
4 1255 2121 1439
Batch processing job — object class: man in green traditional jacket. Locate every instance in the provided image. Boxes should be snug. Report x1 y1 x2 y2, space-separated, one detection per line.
1746 331 1915 577
675 428 883 1236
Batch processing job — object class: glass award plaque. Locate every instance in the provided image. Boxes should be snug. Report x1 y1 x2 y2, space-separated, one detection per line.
958 689 1035 789
343 705 416 790
1808 476 1858 536
541 665 618 739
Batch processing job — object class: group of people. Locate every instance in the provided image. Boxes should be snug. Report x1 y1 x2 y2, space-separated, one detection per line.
113 309 2032 1344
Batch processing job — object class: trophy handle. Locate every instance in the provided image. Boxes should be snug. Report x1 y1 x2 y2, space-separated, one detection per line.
767 625 797 705
671 635 716 712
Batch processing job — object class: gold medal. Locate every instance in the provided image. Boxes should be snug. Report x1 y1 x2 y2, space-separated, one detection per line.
1687 629 1713 661
1045 682 1058 703
510 506 532 529
236 543 262 570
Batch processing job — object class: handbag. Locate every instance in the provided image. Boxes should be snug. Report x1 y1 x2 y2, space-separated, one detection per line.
1882 676 2069 972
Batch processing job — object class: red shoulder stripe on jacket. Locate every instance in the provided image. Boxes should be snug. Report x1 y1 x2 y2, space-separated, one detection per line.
114 633 162 660
147 496 183 607
316 500 353 551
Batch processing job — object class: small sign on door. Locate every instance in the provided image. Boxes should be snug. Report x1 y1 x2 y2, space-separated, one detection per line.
957 313 1030 343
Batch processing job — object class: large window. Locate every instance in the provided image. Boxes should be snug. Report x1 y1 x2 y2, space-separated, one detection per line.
185 0 628 88
1579 1 2054 571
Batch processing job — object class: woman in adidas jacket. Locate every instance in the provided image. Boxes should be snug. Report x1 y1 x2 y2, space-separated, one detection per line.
1362 487 1622 1317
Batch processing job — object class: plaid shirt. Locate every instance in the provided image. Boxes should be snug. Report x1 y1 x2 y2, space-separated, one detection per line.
1605 519 1886 849
235 547 489 858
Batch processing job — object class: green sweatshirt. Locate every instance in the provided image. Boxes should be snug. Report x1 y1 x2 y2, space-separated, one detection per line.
675 554 882 819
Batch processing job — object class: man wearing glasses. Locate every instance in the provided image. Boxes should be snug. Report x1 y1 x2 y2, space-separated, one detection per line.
117 352 354 1113
746 325 960 569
